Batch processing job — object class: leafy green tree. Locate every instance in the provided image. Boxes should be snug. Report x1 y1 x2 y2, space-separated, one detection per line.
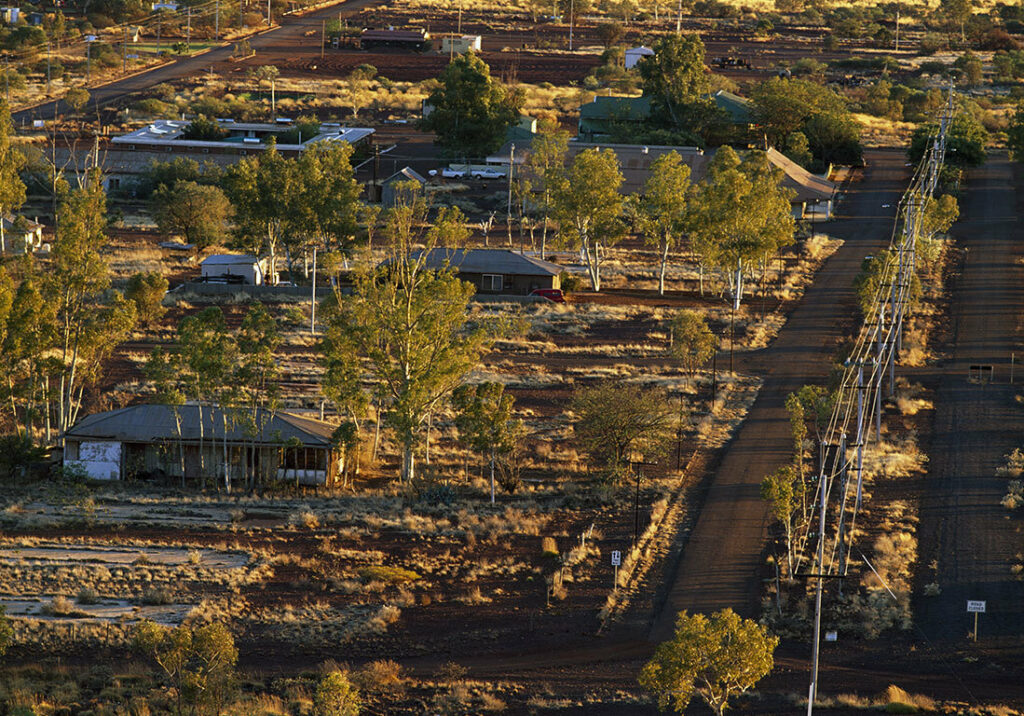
633 150 692 295
637 33 711 127
235 302 281 489
751 78 862 165
761 464 803 575
292 141 361 256
224 142 297 283
419 52 524 158
669 310 716 381
688 148 795 310
152 180 232 249
640 609 778 715
0 101 26 254
125 271 169 326
177 307 236 488
50 173 137 434
785 391 807 479
909 111 987 169
320 192 491 482
1005 102 1024 163
64 87 90 116
573 379 674 479
134 620 238 716
596 21 625 48
453 382 524 501
524 120 569 259
181 116 228 141
940 0 972 42
550 148 625 291
143 157 223 197
314 670 361 716
919 194 958 241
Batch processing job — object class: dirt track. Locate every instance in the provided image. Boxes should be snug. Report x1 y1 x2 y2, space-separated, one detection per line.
649 149 910 638
916 154 1024 644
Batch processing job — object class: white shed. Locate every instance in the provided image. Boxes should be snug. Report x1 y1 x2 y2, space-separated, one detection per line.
625 46 655 69
200 254 265 285
441 35 482 54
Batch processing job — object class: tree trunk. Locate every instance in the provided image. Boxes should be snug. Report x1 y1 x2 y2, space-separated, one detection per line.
582 237 601 291
401 441 415 483
659 239 670 296
490 448 496 504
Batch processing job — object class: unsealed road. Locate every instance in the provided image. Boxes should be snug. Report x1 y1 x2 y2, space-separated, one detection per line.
651 149 910 639
916 153 1024 643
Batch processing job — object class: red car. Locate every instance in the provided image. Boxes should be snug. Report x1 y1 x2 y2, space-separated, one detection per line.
530 288 565 303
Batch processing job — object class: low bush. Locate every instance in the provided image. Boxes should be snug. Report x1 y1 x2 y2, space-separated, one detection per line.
357 565 419 584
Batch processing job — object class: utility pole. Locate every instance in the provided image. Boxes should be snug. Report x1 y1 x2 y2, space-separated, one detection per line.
321 19 326 59
507 143 515 248
310 247 317 335
894 0 900 51
215 0 220 39
123 25 127 74
86 41 91 83
568 0 574 51
807 464 828 716
267 0 272 27
46 42 52 95
676 0 683 33
4 55 9 105
187 7 191 51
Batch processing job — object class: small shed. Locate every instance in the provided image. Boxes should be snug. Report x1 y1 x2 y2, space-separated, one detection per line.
624 46 655 69
64 404 342 486
441 35 482 54
381 167 426 208
0 215 43 254
200 254 265 285
403 248 561 295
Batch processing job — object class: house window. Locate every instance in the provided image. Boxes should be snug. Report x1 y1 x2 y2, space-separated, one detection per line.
482 274 503 292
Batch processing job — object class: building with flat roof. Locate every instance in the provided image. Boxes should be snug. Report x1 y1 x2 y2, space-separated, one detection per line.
111 118 374 158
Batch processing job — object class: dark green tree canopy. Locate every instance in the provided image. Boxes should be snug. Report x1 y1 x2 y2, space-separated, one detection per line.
419 52 524 158
909 111 987 168
638 33 711 125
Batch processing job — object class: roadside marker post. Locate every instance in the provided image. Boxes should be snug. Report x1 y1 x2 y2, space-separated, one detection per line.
967 600 985 641
611 550 621 590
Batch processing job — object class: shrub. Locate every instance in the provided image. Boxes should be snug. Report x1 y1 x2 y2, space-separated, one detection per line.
140 587 174 605
45 595 76 616
352 659 403 695
126 272 169 325
559 271 584 293
313 670 361 716
357 565 419 584
77 587 100 605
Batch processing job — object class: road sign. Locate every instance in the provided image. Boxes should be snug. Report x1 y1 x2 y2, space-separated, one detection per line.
611 550 621 566
968 600 986 642
825 631 837 642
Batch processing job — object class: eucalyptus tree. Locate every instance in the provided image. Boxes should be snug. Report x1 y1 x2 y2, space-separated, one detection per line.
0 100 26 254
524 120 569 259
550 148 625 291
453 382 523 502
633 150 692 296
688 147 795 310
320 185 490 482
223 142 296 284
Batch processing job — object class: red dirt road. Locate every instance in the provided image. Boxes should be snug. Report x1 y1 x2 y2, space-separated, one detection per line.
916 154 1024 644
650 149 911 638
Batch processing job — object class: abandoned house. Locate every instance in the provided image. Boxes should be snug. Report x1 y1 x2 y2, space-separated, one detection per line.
398 248 562 295
63 404 342 486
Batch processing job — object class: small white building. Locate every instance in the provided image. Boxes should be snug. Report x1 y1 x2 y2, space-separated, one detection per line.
0 215 44 254
200 254 266 285
625 46 655 69
441 35 482 54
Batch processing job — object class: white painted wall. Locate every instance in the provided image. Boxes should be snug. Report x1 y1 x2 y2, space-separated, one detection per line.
65 441 122 480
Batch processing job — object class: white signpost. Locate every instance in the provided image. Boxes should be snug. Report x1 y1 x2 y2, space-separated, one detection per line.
611 550 621 589
967 600 986 642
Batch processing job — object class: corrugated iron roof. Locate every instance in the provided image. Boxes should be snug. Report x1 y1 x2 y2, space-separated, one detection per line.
406 248 562 276
66 404 336 447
